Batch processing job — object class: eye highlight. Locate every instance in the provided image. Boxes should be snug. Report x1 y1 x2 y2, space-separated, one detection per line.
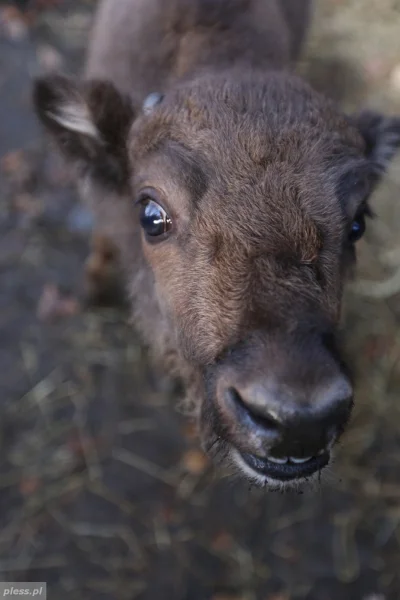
138 197 172 238
349 212 366 243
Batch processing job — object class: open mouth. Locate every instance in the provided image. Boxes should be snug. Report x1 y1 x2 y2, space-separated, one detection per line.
239 451 330 481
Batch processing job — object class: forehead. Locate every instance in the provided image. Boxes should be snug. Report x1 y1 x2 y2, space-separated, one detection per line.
130 72 366 231
131 71 364 162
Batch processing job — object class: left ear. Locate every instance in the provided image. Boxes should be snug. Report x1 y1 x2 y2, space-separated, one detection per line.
352 110 400 177
33 74 135 188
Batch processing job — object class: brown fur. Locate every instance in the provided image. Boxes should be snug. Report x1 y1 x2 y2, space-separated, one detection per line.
33 0 400 486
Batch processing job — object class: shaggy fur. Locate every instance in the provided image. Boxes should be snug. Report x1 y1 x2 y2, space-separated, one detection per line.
33 0 400 487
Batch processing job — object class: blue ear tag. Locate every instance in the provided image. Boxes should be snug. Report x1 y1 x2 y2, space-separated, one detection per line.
142 92 164 115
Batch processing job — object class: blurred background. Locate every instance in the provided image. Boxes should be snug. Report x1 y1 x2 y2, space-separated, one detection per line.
0 1 400 599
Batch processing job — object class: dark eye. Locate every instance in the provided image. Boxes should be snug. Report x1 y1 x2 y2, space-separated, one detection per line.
349 213 366 243
139 198 172 237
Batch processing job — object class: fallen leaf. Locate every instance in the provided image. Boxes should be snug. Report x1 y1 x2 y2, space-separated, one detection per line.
1 150 35 189
1 150 25 175
182 448 209 475
37 284 80 321
363 334 393 362
182 421 198 441
160 505 175 524
19 476 41 496
211 531 234 552
0 6 28 41
13 193 43 218
36 43 64 72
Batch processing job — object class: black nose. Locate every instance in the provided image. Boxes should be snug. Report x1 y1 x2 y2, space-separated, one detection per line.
217 376 353 481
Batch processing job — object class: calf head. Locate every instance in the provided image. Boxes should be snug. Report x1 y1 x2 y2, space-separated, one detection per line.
34 71 400 487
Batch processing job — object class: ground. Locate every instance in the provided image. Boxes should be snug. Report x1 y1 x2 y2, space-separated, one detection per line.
1 1 400 599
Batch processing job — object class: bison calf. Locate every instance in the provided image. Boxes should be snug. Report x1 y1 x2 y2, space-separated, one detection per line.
33 0 400 488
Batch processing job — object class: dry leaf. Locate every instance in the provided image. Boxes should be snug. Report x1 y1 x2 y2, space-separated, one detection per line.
19 476 41 496
1 150 35 189
0 7 27 41
211 531 234 552
182 449 209 475
36 43 64 72
13 194 43 218
37 284 80 321
182 421 198 441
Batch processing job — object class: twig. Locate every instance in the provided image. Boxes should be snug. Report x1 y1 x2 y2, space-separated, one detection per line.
112 447 177 486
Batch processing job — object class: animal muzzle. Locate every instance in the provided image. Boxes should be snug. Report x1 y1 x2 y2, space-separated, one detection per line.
208 331 353 483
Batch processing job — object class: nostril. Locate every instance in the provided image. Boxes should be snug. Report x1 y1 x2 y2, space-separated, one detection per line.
226 387 280 432
216 385 283 457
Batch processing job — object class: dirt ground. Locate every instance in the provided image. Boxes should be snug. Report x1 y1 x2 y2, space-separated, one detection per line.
1 1 400 599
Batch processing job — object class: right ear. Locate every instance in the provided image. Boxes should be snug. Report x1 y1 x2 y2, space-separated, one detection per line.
33 74 135 188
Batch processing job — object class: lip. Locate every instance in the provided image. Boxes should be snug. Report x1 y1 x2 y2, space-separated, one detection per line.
240 451 330 481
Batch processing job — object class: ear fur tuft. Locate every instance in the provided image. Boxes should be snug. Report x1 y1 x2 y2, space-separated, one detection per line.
33 75 134 186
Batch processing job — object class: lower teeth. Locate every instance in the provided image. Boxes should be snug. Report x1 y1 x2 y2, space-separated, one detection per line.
268 456 288 464
268 454 325 465
289 456 312 464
